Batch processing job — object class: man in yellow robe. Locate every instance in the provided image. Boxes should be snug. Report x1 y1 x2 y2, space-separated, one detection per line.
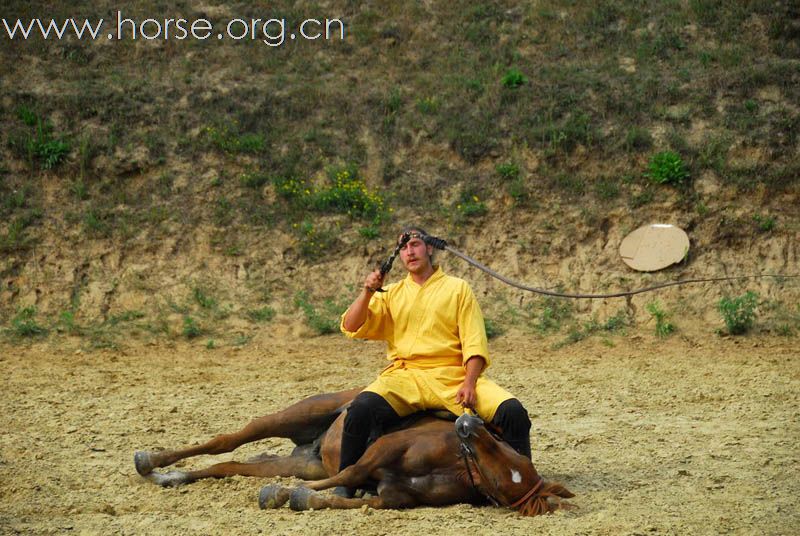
338 226 531 495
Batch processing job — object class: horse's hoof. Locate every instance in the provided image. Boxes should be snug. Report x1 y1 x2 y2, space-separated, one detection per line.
134 451 154 475
289 487 313 511
147 470 188 487
259 485 289 509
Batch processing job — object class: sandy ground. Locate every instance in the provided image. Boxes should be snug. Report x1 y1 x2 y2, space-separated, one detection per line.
1 329 798 535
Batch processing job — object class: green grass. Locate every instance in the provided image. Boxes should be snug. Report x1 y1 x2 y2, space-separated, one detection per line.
718 291 758 335
202 123 267 154
454 189 488 220
645 151 690 185
501 67 528 88
0 211 40 253
646 301 676 338
182 316 202 339
484 317 503 339
8 307 48 338
752 214 776 233
247 306 276 323
1 0 798 344
294 291 347 335
8 107 70 170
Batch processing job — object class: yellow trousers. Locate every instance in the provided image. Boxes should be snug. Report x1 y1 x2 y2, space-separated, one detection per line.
364 358 514 421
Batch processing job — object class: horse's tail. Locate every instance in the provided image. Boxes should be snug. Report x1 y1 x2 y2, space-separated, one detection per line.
516 481 576 516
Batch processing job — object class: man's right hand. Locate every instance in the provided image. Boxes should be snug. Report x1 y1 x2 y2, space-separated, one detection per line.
343 269 384 332
364 269 385 293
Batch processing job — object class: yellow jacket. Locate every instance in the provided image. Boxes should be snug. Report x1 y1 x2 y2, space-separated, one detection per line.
340 266 491 369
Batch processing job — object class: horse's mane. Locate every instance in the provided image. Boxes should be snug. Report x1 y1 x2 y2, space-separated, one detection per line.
516 481 576 517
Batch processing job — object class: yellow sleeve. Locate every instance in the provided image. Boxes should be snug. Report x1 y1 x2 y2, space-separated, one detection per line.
340 290 390 340
457 282 491 369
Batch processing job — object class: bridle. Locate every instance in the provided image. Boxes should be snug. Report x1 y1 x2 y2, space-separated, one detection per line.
459 437 544 510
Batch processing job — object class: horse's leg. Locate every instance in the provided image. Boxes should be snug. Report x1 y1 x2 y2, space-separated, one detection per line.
287 485 416 511
302 434 407 492
135 388 361 475
147 452 328 487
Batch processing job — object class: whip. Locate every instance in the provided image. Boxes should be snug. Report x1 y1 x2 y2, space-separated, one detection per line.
391 233 797 299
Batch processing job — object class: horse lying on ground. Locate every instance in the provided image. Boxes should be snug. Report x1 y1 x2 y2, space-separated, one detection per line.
134 388 574 515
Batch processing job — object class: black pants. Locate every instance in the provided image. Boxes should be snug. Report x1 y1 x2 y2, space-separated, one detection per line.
339 392 532 472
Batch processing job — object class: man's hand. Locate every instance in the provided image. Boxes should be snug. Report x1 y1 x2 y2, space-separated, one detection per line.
456 356 486 410
343 269 385 332
455 382 477 409
364 269 384 293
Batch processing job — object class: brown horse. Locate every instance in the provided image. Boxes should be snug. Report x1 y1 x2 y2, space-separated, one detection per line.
134 388 574 515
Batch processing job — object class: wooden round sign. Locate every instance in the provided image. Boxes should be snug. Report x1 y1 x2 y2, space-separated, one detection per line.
619 224 690 272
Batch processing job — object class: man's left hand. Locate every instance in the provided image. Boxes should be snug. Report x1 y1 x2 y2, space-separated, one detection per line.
456 383 477 409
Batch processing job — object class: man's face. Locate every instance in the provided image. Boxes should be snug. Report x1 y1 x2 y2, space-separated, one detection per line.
399 233 433 273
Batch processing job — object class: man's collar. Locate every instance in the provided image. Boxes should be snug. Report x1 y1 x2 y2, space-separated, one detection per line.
406 265 443 287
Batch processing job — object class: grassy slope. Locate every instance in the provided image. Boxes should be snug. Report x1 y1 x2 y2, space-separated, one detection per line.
1 0 798 347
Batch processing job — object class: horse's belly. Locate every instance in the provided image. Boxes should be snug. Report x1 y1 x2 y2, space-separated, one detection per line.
380 473 477 506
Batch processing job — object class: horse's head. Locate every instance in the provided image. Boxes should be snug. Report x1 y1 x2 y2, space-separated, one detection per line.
455 412 574 516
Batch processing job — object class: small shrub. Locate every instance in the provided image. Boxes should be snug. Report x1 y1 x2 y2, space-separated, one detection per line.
314 166 387 222
455 191 487 219
57 310 83 335
534 297 574 333
552 322 593 349
2 186 29 212
358 225 380 239
645 151 689 185
10 307 48 337
601 310 630 333
108 310 145 325
193 287 217 309
202 123 266 154
718 291 758 335
496 162 520 181
240 171 270 189
646 151 682 183
752 214 776 233
646 301 675 338
0 216 37 253
295 219 337 259
416 96 439 115
70 180 89 200
501 67 528 88
484 318 503 339
247 306 276 323
17 106 37 126
294 291 345 335
83 209 112 237
182 316 202 339
12 109 70 170
37 138 71 169
273 176 313 205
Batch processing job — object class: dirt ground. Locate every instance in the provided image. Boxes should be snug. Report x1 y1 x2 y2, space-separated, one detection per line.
1 327 798 536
